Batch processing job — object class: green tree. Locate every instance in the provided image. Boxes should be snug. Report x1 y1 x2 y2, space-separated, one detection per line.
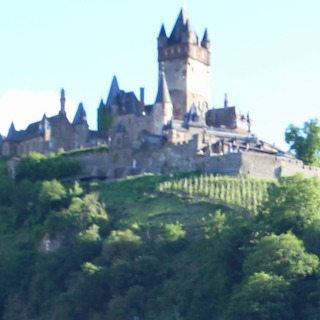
285 118 320 166
243 232 319 280
225 272 295 320
159 222 186 242
101 229 142 262
15 152 81 181
260 174 320 235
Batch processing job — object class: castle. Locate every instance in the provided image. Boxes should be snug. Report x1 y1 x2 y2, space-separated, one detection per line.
4 8 316 180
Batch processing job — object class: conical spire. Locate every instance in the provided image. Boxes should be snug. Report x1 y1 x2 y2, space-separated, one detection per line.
155 66 172 104
201 28 210 49
169 8 188 43
202 28 210 43
73 103 88 125
99 98 105 109
158 23 168 48
184 18 197 44
158 24 167 38
106 76 120 106
41 113 48 121
7 122 16 139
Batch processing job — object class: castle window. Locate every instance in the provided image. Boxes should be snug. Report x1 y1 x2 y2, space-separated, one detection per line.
177 47 181 53
164 50 168 56
170 48 174 54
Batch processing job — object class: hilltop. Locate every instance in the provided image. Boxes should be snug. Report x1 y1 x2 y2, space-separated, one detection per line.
1 154 320 319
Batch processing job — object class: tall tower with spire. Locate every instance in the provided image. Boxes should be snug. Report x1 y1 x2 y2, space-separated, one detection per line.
157 8 211 121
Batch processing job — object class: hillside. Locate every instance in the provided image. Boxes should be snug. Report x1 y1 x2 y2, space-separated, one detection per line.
1 154 320 319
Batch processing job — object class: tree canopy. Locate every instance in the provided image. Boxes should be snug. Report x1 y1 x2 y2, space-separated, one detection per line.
285 118 320 166
1 170 320 319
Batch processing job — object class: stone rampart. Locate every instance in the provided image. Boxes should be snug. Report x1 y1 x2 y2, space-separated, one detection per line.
204 152 320 179
71 143 320 180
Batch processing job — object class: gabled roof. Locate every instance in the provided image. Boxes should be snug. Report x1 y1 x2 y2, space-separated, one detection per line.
5 111 74 143
73 103 88 125
155 71 172 104
106 76 120 106
182 104 199 128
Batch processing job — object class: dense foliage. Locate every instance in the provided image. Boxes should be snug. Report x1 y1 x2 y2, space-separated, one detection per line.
15 152 81 181
1 156 320 319
285 118 320 166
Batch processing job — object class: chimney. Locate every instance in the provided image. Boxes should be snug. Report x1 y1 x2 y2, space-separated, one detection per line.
140 87 145 106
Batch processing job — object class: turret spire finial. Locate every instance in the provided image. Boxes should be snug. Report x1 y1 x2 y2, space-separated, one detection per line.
60 88 66 114
224 93 228 108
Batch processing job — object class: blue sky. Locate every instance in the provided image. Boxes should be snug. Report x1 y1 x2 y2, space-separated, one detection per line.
1 0 319 150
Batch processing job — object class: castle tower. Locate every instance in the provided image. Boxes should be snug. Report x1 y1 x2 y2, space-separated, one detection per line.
157 8 211 121
153 68 173 134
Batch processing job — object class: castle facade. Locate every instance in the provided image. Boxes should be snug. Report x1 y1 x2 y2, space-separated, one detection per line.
2 8 289 169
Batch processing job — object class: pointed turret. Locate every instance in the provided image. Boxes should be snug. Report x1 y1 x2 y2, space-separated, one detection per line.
73 103 88 126
39 113 48 132
7 122 16 139
155 68 172 104
60 88 66 115
159 24 167 37
106 76 120 106
158 24 168 48
98 98 105 109
42 113 48 121
154 66 173 130
201 28 211 50
182 19 197 44
169 8 188 44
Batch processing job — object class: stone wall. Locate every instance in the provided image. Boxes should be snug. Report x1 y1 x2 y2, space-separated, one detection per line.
73 135 202 179
72 141 320 181
204 152 320 179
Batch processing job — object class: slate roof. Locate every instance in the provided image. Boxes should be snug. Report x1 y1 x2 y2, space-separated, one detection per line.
169 8 188 44
6 119 45 142
106 76 120 106
73 103 88 125
88 130 109 141
155 71 172 104
104 76 141 116
5 113 70 142
158 24 167 38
